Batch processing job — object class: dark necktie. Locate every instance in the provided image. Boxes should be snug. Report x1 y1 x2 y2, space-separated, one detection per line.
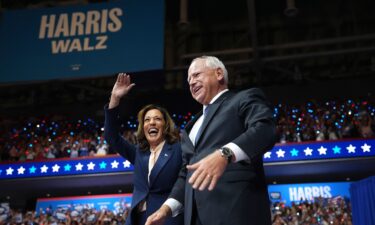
195 105 210 145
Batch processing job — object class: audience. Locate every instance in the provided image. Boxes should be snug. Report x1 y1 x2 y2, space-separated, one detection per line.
271 196 352 225
0 116 137 162
0 202 131 225
0 196 352 224
274 98 375 143
1 98 374 163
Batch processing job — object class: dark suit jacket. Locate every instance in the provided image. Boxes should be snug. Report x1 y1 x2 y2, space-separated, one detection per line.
170 88 276 225
104 105 184 225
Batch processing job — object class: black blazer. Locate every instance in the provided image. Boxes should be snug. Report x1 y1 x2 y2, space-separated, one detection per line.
170 88 276 225
104 105 183 225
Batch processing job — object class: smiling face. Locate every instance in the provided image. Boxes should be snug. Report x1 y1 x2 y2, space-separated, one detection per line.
188 59 225 105
143 109 166 149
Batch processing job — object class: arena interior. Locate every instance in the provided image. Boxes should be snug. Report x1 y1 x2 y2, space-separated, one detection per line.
1 0 375 224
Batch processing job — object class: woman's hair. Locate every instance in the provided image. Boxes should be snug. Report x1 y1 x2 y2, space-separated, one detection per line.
136 104 180 151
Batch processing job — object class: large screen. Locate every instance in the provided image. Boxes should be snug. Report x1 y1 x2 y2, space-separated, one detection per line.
0 0 164 83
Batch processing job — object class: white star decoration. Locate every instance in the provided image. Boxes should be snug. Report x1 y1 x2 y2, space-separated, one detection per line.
40 165 48 173
6 167 14 175
111 160 119 168
304 147 313 156
0 141 369 178
264 152 272 158
123 160 131 168
17 166 26 175
87 162 95 170
317 146 327 155
276 149 285 158
75 163 83 171
346 144 356 153
52 164 60 172
361 143 371 152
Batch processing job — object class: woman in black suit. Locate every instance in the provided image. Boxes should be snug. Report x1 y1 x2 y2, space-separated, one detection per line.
104 73 183 225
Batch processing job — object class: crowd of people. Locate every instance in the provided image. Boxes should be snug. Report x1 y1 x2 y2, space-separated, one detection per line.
0 202 131 225
0 116 131 162
271 196 352 225
1 98 374 163
0 196 352 225
275 98 375 143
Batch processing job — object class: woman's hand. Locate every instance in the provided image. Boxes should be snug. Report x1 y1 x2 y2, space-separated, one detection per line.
109 73 135 109
145 204 171 225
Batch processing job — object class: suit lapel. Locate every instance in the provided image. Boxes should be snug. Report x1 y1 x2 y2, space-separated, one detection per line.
149 143 173 187
183 111 202 150
195 91 231 146
139 150 150 181
181 129 194 155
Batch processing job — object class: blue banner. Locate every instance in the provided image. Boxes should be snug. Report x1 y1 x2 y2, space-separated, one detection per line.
263 138 375 162
0 155 133 179
1 139 374 180
35 194 132 217
0 0 164 83
268 182 351 206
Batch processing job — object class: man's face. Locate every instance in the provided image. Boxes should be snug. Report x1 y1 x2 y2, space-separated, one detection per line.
187 59 223 105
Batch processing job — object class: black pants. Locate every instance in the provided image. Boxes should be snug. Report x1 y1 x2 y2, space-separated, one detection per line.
134 210 147 225
192 192 203 225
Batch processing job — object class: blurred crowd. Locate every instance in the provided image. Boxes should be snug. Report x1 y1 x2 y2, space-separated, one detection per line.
0 116 137 162
271 196 352 225
0 201 130 225
1 98 374 163
275 98 375 143
0 196 352 225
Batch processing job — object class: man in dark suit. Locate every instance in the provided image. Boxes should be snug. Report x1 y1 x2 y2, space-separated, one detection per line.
146 56 276 225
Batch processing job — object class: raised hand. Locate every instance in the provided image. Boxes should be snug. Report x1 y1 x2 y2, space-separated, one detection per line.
109 73 135 109
112 73 135 98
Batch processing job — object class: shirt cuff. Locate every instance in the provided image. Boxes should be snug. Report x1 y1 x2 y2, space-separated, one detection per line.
164 198 183 217
224 142 250 162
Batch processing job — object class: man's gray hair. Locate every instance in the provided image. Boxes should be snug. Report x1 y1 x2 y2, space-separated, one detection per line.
191 56 228 84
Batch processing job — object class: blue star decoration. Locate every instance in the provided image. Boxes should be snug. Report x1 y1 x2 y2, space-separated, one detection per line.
290 148 299 157
29 166 37 174
332 146 341 154
64 164 72 171
99 161 107 169
0 169 2 175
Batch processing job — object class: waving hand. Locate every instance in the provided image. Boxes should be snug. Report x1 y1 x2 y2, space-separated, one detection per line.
109 73 135 109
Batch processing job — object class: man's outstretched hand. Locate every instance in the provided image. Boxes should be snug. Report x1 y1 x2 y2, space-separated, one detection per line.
187 150 228 191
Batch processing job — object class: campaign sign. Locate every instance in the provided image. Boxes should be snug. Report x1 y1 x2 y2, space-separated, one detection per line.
268 182 351 206
35 194 132 216
0 0 164 82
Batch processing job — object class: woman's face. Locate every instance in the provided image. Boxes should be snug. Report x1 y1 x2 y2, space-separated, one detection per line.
143 109 166 148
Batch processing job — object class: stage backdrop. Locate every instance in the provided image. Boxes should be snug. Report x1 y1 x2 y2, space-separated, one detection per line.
0 0 164 83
